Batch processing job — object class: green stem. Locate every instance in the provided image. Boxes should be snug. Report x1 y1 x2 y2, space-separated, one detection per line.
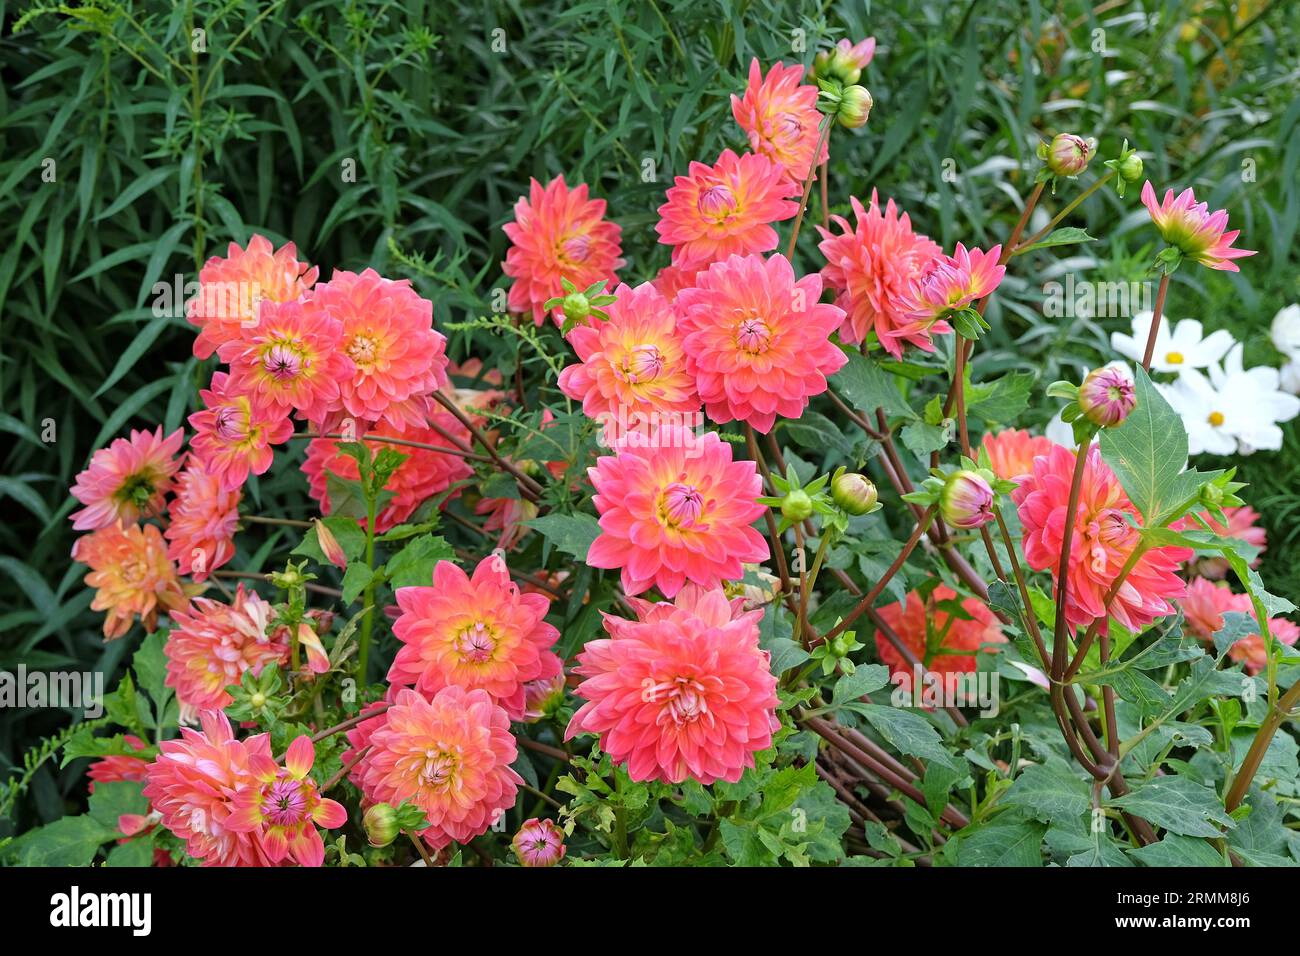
1012 170 1116 254
357 495 378 683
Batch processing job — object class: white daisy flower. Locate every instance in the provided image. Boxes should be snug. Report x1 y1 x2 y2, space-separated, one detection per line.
1161 344 1300 455
1270 303 1300 359
1281 359 1300 396
1110 312 1235 373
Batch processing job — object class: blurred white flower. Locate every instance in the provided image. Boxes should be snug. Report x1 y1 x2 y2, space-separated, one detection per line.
1281 359 1300 396
1271 304 1300 359
1111 312 1235 373
1160 344 1300 455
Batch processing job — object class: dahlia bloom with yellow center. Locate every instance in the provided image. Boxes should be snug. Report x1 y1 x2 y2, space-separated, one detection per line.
1140 181 1256 271
676 253 846 432
225 735 348 867
164 456 241 581
816 192 942 347
981 428 1057 484
187 235 319 360
305 268 450 430
730 58 828 183
350 686 522 851
301 411 473 533
887 243 1005 356
1012 444 1192 632
656 149 799 270
389 555 560 720
164 585 289 722
566 585 779 784
587 426 768 596
556 281 700 423
188 371 295 493
143 710 280 867
873 585 1006 696
72 522 189 639
70 426 184 531
503 175 625 326
218 297 352 425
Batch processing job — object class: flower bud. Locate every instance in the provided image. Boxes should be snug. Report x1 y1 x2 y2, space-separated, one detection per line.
780 488 814 523
561 291 592 325
522 672 566 723
810 37 876 86
832 472 877 515
364 803 400 848
1078 365 1136 428
939 470 995 529
836 85 873 129
512 817 566 868
1045 133 1094 177
313 518 347 570
1118 151 1143 183
1198 481 1225 510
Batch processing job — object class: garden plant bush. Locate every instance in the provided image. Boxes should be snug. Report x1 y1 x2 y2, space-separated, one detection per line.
1 0 1299 873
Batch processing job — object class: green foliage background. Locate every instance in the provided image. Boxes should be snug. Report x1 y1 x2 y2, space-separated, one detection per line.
0 0 1296 837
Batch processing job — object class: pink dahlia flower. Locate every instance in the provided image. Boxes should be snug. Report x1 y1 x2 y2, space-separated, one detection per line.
1175 505 1267 578
676 253 847 432
650 262 702 303
731 58 827 183
816 192 942 348
557 281 700 425
939 469 995 529
226 735 347 867
143 710 278 867
72 522 189 639
874 585 1006 694
164 585 289 722
389 555 560 720
566 585 779 784
305 268 449 429
352 686 522 851
187 235 319 360
503 175 625 326
981 429 1056 484
512 817 566 867
1140 182 1256 271
521 654 567 723
164 456 241 581
1180 577 1298 675
656 149 799 270
87 734 150 792
587 426 768 596
301 411 473 533
887 243 1005 355
188 371 295 492
218 296 352 425
1012 444 1192 632
69 426 184 531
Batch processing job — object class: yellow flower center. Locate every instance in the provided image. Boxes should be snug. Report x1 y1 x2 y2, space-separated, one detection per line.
454 621 498 664
659 482 704 529
1165 351 1184 365
736 317 773 354
1207 410 1225 427
697 184 738 223
347 333 378 366
618 344 664 385
419 750 459 790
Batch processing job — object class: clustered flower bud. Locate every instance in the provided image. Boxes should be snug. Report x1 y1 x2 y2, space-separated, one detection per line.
780 488 814 523
939 470 995 529
810 37 875 86
1077 365 1137 428
512 817 566 867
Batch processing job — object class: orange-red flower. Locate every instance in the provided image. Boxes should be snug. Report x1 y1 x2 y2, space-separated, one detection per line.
731 58 827 183
187 235 318 360
874 585 1005 694
656 149 799 269
72 523 189 639
503 176 625 326
981 428 1056 484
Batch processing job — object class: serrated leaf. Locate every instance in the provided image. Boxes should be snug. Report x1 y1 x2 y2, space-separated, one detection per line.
857 703 960 770
1002 764 1091 822
524 513 602 561
1107 777 1235 838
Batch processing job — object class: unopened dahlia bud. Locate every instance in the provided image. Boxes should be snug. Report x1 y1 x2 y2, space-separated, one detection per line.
836 85 873 129
811 37 876 86
313 518 347 570
1118 151 1143 184
780 488 814 523
1078 365 1136 428
1043 133 1094 177
939 470 995 529
364 803 400 847
832 472 877 515
512 817 566 868
561 290 592 325
522 672 566 723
